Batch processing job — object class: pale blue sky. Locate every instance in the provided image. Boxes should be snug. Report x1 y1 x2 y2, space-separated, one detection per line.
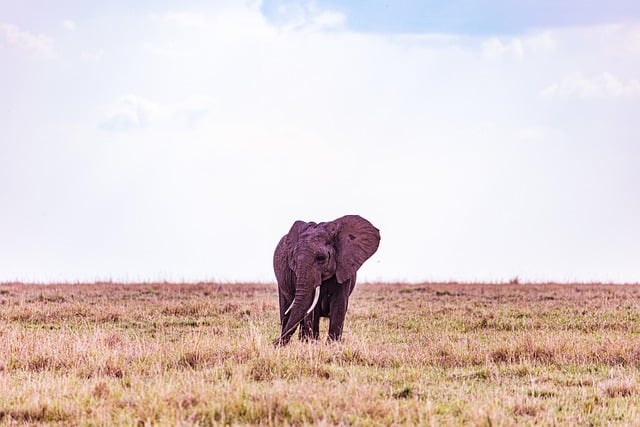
1 1 639 283
262 0 640 34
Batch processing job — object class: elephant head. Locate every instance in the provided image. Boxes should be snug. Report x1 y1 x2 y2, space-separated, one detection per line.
274 215 380 345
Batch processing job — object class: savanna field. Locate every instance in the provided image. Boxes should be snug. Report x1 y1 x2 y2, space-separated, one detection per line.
1 282 640 426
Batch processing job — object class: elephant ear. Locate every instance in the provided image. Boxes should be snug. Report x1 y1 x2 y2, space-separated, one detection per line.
330 215 380 284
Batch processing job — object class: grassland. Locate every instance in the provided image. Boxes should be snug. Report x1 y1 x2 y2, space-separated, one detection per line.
1 282 640 426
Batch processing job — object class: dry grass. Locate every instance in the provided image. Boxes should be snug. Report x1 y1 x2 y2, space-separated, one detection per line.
1 282 640 425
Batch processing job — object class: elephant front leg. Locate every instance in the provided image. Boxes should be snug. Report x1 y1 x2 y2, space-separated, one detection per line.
328 309 346 340
328 283 351 341
278 292 292 335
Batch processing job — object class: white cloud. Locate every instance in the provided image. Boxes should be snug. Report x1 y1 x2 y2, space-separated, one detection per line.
311 10 346 28
81 49 104 61
542 72 640 98
525 31 554 51
270 1 346 31
631 26 640 54
513 126 564 142
155 11 207 28
145 4 274 57
142 41 183 58
0 23 54 58
172 95 217 128
482 37 524 60
99 94 216 132
99 95 159 132
63 19 76 31
482 32 554 60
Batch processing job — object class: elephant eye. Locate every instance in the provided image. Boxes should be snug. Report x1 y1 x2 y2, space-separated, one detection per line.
315 254 327 263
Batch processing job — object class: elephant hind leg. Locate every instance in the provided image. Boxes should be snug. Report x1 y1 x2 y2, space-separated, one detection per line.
327 278 353 341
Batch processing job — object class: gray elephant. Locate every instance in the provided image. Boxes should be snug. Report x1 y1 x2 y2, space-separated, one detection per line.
273 215 380 345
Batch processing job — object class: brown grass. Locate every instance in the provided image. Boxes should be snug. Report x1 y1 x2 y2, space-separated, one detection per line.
1 281 640 425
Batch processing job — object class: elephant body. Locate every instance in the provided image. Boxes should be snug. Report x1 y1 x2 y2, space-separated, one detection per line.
273 215 380 345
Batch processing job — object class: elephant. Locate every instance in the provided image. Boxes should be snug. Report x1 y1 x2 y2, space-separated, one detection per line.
273 215 380 345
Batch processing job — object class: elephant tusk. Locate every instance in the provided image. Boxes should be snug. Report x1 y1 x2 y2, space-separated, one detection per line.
284 299 295 315
307 287 321 314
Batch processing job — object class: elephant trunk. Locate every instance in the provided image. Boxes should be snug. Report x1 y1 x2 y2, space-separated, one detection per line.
284 286 320 315
277 270 320 345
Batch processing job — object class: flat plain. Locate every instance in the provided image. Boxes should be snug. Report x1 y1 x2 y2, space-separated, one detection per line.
1 281 640 426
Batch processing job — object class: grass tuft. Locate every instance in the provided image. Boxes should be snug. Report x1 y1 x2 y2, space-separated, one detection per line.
512 401 539 417
600 377 636 398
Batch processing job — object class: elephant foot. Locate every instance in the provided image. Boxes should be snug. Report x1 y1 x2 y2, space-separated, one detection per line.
273 335 292 347
327 333 342 342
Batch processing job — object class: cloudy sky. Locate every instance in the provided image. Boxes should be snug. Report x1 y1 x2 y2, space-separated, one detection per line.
1 1 639 283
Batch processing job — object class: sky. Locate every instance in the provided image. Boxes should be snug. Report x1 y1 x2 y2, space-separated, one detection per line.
1 1 639 283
